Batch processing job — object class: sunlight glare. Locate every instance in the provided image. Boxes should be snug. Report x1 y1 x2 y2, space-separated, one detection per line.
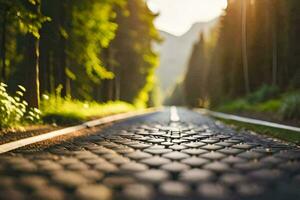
147 0 228 36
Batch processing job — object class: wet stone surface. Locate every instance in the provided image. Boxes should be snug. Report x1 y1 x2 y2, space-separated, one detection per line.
0 108 300 200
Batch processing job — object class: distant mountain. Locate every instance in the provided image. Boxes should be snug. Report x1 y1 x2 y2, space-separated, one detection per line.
155 19 218 97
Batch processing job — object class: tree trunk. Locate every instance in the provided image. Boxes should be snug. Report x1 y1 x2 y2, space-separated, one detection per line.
271 3 278 86
241 0 250 94
24 1 41 108
58 0 67 96
1 8 7 82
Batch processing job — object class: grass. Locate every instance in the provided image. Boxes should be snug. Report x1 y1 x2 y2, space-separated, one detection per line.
41 96 136 125
217 118 300 145
217 89 300 123
217 99 281 113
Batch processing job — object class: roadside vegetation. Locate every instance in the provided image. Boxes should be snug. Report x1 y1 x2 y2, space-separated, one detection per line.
217 85 300 125
41 95 134 125
0 83 41 129
0 0 159 132
0 82 135 130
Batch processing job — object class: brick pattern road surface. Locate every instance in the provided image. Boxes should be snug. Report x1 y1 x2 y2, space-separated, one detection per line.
0 108 300 200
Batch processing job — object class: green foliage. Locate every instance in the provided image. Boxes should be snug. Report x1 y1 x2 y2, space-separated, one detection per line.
280 93 300 120
177 0 300 109
2 0 159 124
184 34 207 107
255 99 281 113
103 0 160 105
0 0 50 38
0 83 41 129
69 0 121 82
246 85 279 104
218 99 251 113
41 95 134 125
217 87 300 121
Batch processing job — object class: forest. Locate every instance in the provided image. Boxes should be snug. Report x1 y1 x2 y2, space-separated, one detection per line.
0 0 160 128
167 0 300 124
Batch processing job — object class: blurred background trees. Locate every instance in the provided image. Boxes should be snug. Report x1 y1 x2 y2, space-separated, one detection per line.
168 0 299 106
0 0 160 109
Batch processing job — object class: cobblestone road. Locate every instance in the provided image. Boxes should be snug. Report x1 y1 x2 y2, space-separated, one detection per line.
0 108 300 200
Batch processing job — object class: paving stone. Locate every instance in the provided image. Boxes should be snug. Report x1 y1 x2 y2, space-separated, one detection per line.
161 141 174 146
219 147 243 155
221 156 247 164
66 162 89 171
52 171 89 187
182 141 206 148
161 162 190 172
181 157 209 167
129 143 152 149
20 175 47 190
232 143 255 150
180 169 215 183
109 157 130 165
279 161 300 172
204 161 230 172
275 150 300 161
58 157 80 165
120 162 148 172
144 148 172 155
36 160 63 171
160 181 190 196
76 184 112 200
197 183 229 199
236 182 264 196
0 188 25 200
92 148 115 155
141 156 171 167
76 169 104 181
94 162 118 172
215 142 234 147
83 157 107 165
33 186 65 200
114 147 135 154
136 169 169 183
260 156 284 165
0 176 14 188
253 147 278 154
201 152 226 160
238 151 265 160
224 139 241 144
11 159 37 172
126 151 152 160
220 173 248 185
172 139 188 144
162 151 189 160
234 162 264 171
74 151 98 160
123 184 154 200
103 176 135 187
201 144 224 151
169 144 187 151
201 138 220 144
148 138 165 144
248 169 282 181
181 148 207 155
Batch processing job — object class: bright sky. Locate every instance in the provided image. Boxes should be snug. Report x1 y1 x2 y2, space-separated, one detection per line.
146 0 227 36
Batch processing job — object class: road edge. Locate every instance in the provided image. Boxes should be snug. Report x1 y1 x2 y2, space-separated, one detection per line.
0 107 162 154
196 108 300 132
